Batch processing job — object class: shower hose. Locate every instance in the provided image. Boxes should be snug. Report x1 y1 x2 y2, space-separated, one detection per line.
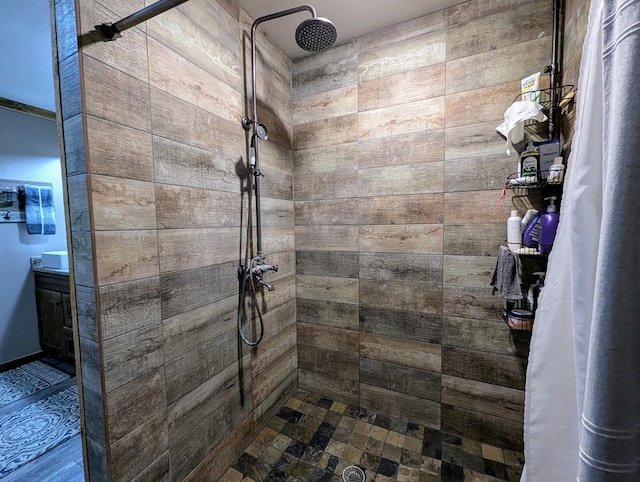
236 162 265 346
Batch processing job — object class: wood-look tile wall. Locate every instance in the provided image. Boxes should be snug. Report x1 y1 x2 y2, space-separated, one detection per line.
293 0 552 451
53 0 295 480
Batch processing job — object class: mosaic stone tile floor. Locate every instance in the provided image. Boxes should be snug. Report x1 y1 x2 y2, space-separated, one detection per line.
221 390 524 482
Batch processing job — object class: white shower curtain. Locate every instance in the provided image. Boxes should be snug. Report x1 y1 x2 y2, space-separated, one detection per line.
521 0 640 480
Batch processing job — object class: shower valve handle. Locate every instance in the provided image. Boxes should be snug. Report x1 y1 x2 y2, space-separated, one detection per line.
251 264 278 275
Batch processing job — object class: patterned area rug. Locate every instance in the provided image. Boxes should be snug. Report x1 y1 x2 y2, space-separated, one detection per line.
0 386 80 478
0 361 70 407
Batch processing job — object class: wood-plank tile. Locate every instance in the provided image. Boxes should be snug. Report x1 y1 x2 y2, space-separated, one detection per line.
253 347 297 407
80 1 149 82
444 120 506 161
152 136 239 193
361 358 441 402
442 375 524 422
446 0 552 61
358 30 446 82
296 298 359 331
103 320 164 393
298 344 359 381
91 175 156 230
160 260 237 319
252 324 297 378
443 285 503 321
292 40 357 74
292 56 357 100
296 251 358 278
294 170 358 201
442 346 527 390
358 130 445 169
158 228 238 273
447 0 533 26
99 276 161 340
94 230 159 286
358 193 444 225
87 116 153 181
293 114 358 150
83 55 151 132
297 322 359 355
163 295 237 362
443 256 497 288
150 88 241 160
444 190 525 224
168 354 251 442
360 307 442 344
295 198 359 226
147 37 241 124
359 252 442 283
445 81 520 129
295 226 358 252
360 333 441 373
445 155 516 192
131 451 171 482
298 369 359 405
446 37 552 94
169 382 252 481
444 224 506 256
165 320 240 404
358 97 445 140
358 11 446 53
359 225 443 254
146 4 241 90
294 143 358 174
360 384 440 428
62 114 86 176
106 367 167 443
443 316 530 358
359 64 445 112
181 415 253 482
442 404 523 451
296 275 359 304
360 279 442 315
59 53 81 121
292 86 357 125
359 162 444 196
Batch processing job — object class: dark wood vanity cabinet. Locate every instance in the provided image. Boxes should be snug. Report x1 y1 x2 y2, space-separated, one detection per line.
34 272 74 361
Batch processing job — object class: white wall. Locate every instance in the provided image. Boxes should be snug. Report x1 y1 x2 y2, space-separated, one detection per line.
0 108 67 365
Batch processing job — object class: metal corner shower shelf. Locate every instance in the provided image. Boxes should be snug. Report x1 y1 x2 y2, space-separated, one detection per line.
237 5 337 346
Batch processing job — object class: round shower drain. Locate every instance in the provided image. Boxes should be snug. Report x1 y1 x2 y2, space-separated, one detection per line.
342 465 365 482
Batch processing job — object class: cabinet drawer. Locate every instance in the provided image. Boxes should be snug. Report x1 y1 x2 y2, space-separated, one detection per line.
34 272 70 293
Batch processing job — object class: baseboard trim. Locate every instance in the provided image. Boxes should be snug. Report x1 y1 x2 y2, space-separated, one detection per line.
0 352 44 373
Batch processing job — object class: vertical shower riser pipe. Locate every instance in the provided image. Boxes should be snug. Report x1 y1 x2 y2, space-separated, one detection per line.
249 5 316 258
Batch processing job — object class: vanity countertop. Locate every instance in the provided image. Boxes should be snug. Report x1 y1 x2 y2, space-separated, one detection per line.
31 256 70 276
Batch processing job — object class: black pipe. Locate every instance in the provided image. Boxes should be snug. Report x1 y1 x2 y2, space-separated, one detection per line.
548 0 565 140
96 0 190 41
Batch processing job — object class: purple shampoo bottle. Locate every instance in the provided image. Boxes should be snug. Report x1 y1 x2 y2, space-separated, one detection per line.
538 196 560 255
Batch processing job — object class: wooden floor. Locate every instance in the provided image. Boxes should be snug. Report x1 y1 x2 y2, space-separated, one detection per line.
1 357 85 482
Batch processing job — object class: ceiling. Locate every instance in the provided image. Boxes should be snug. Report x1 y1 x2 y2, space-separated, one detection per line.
0 0 54 111
0 0 466 112
237 0 467 58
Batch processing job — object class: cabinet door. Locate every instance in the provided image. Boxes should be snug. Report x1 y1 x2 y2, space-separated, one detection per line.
35 288 65 354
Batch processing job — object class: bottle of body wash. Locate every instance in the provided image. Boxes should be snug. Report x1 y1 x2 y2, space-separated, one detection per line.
539 196 560 255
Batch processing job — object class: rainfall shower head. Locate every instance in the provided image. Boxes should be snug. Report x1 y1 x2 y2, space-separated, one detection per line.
295 16 337 52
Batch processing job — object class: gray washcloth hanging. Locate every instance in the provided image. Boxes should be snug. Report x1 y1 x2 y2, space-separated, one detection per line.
490 246 523 300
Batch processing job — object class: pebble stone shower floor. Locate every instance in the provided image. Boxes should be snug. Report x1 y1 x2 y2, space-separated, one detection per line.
221 389 524 482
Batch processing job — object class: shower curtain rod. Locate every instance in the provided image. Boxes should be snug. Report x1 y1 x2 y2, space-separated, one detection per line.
96 0 190 41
